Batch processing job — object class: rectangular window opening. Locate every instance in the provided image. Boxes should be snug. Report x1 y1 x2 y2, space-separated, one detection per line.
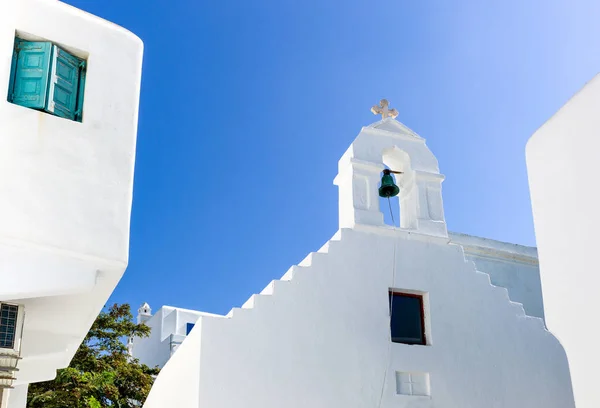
7 36 87 123
389 291 427 346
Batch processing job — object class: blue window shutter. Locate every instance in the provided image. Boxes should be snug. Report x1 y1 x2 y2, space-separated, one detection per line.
7 48 18 102
11 41 52 109
186 323 195 335
47 46 81 120
75 62 86 122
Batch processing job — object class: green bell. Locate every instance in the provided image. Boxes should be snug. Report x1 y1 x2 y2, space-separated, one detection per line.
379 169 400 198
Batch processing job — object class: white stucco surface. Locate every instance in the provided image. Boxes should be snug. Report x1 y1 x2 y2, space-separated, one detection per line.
144 234 546 372
0 0 142 263
526 73 600 408
144 118 574 408
6 386 27 408
145 228 573 408
144 319 203 408
0 0 143 404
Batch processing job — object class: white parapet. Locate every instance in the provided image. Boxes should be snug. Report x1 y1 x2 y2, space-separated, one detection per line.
0 0 143 394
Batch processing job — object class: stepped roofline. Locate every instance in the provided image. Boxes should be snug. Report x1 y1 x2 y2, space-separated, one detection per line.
449 232 538 265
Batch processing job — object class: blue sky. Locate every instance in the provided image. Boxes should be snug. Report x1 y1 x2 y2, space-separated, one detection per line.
66 0 600 315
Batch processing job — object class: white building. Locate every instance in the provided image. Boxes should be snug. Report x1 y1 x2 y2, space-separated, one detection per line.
526 73 600 408
143 101 575 408
0 0 143 406
130 304 221 370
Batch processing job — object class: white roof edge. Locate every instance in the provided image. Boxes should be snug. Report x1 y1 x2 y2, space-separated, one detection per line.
449 231 538 263
159 305 226 318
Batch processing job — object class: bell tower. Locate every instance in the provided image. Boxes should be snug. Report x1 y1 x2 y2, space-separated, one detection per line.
137 302 152 324
333 100 447 238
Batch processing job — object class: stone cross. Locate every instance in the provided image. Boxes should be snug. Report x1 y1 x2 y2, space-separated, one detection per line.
371 99 399 119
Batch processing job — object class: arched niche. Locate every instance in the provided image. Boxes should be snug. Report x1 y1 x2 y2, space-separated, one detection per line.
382 146 417 230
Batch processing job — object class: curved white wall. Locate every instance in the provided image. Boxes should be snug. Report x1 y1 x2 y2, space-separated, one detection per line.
527 73 600 408
0 0 143 394
0 0 143 264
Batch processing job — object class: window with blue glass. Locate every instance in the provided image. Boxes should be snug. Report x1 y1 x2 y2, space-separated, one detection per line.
7 37 87 122
0 304 19 349
186 323 195 335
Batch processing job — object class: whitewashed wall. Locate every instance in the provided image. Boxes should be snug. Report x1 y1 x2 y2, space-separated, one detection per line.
527 73 600 408
144 119 574 408
132 308 171 370
144 228 574 408
6 386 27 408
0 0 143 401
0 0 142 265
144 320 203 408
141 234 546 372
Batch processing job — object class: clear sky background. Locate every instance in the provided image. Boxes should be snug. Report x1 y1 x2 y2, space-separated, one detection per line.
65 0 600 315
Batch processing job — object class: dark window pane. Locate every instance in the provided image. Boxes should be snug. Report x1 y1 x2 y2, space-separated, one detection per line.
389 293 425 345
0 304 19 349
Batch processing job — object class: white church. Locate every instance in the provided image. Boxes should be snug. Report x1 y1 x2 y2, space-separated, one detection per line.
140 100 576 408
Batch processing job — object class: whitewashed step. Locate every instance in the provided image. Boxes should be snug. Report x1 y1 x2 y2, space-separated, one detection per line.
521 315 547 330
261 279 290 295
474 270 492 285
508 301 526 317
281 265 304 281
299 252 328 267
227 307 251 319
242 294 259 309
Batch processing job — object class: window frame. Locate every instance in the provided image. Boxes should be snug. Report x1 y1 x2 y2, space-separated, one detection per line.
388 291 427 346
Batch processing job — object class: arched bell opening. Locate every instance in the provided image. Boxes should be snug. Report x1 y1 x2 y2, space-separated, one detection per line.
381 147 417 230
378 166 400 227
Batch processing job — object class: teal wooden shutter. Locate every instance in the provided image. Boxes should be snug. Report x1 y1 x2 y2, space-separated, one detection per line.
11 40 52 109
75 62 86 122
7 48 18 102
47 46 81 120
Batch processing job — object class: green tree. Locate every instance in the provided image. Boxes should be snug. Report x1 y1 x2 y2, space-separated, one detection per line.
27 303 160 408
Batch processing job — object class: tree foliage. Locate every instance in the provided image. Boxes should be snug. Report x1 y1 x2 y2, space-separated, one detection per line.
27 303 160 408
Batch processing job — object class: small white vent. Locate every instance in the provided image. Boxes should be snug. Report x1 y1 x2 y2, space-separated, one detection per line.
396 371 430 397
